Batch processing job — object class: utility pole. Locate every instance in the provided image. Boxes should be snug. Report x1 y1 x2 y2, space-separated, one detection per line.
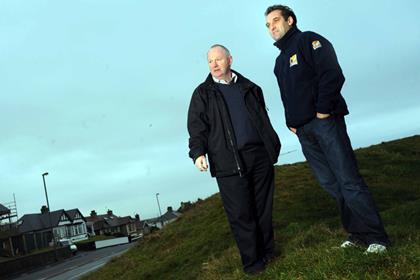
155 193 163 228
42 172 57 260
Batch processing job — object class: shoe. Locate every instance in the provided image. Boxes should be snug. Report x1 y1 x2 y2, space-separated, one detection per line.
263 254 277 265
244 262 266 275
245 266 265 276
340 240 356 248
365 243 387 254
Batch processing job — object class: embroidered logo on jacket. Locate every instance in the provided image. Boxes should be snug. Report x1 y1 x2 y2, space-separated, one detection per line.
312 40 322 50
289 54 298 67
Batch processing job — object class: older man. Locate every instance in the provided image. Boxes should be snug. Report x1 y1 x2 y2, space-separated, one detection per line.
187 44 280 274
265 5 389 253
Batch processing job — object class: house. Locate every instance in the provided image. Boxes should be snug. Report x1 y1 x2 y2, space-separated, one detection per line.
0 203 19 257
0 223 20 257
138 220 153 235
0 206 88 256
85 210 140 237
64 209 88 242
160 207 181 225
141 217 161 230
18 206 88 249
143 206 182 230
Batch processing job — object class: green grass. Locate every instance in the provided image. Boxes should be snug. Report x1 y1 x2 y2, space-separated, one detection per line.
83 135 420 280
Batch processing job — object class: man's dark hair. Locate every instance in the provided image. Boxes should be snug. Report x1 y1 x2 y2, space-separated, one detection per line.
265 5 297 26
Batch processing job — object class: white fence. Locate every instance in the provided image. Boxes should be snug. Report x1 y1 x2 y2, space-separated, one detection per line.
94 237 129 249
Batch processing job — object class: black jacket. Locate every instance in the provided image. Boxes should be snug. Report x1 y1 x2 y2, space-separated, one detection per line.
187 71 281 177
274 26 349 128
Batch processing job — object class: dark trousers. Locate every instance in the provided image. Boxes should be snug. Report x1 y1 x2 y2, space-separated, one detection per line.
216 145 275 273
296 115 389 245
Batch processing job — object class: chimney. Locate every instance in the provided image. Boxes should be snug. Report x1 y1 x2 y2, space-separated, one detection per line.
41 205 49 214
107 209 113 216
167 206 173 213
135 214 140 221
90 210 97 217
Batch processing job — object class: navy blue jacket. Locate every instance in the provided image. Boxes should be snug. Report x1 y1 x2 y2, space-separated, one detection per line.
274 26 349 128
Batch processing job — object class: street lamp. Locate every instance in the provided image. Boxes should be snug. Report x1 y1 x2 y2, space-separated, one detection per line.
155 193 163 228
42 172 51 213
42 172 57 260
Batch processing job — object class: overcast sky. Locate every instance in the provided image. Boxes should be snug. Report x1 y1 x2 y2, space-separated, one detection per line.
1 0 419 221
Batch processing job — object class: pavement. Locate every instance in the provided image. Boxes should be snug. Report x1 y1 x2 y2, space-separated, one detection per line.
9 242 137 280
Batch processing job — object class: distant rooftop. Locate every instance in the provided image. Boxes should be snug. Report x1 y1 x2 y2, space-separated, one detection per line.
0 204 11 216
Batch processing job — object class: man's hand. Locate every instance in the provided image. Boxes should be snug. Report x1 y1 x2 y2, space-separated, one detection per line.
316 112 331 119
289 127 297 134
195 155 208 172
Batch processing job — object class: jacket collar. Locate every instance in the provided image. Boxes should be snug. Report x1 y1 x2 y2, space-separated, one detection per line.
203 69 253 91
273 26 301 51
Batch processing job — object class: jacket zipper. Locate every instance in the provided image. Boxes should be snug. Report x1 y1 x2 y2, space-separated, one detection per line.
215 89 243 177
226 124 243 177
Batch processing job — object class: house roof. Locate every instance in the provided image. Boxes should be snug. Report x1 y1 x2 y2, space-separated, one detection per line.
105 216 132 227
18 209 84 233
91 219 107 230
142 209 181 226
66 208 87 222
161 211 181 222
142 217 160 224
0 204 10 216
86 213 117 222
86 212 136 231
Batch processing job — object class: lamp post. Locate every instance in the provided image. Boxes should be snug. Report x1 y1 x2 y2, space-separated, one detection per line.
42 172 51 213
42 172 57 260
155 193 163 228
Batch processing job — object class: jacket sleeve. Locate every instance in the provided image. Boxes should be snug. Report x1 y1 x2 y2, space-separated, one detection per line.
301 32 345 114
187 87 209 163
253 85 270 116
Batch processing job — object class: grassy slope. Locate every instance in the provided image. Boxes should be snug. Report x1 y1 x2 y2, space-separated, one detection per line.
83 136 420 280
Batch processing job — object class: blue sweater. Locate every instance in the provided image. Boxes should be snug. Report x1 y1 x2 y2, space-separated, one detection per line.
217 83 262 150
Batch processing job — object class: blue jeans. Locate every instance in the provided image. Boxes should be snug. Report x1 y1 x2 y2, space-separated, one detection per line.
296 115 389 246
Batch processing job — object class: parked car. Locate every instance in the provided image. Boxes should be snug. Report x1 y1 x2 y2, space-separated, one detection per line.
59 238 78 254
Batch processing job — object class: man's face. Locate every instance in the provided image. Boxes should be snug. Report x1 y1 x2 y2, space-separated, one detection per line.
207 47 232 80
265 10 293 41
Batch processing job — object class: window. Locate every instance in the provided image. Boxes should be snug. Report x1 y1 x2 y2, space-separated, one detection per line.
79 224 85 234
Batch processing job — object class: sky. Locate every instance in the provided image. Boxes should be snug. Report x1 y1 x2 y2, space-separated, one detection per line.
1 0 419 221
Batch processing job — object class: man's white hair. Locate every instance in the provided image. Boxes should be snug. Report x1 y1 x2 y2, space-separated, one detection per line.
208 44 231 57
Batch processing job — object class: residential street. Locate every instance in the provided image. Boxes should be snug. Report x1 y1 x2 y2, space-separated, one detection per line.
9 242 136 280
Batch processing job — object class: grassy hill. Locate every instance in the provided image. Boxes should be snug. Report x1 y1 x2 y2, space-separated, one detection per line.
83 135 420 280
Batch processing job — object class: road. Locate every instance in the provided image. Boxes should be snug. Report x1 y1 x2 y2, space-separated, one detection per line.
10 242 136 280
